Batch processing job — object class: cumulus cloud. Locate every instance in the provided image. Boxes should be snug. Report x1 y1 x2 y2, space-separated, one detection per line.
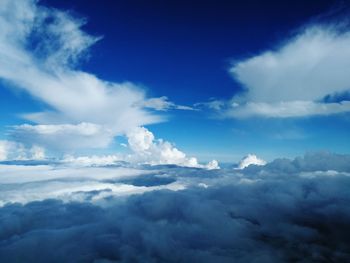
0 152 350 262
126 127 219 169
1 126 219 169
200 24 350 118
237 154 266 169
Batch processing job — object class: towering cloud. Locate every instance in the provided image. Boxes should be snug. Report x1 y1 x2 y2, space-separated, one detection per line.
126 127 219 169
237 154 266 169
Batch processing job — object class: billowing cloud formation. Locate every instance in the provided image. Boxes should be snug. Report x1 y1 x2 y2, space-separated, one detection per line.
237 154 266 169
202 25 350 118
0 0 189 151
126 127 219 169
1 126 219 169
0 152 350 262
0 127 218 169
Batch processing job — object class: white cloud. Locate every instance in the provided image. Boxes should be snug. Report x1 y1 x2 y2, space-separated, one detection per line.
2 125 219 169
0 141 11 161
126 127 219 169
12 123 114 150
0 140 45 161
231 26 350 103
63 154 122 167
0 140 26 160
205 159 220 170
237 154 266 169
0 0 167 151
204 25 350 118
0 164 172 205
142 96 195 111
29 145 45 160
127 126 155 152
225 100 350 118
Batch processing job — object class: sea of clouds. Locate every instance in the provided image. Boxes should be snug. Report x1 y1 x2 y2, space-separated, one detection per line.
1 152 350 262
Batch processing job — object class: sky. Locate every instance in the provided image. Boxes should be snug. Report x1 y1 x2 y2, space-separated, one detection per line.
2 1 350 262
0 0 350 164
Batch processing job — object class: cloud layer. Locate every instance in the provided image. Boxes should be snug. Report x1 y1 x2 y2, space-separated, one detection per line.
0 152 350 262
2 126 219 169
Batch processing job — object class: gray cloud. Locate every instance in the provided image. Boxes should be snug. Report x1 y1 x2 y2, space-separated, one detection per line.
0 152 350 262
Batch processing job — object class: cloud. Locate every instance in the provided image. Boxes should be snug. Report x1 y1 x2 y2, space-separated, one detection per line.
63 154 123 167
0 0 170 151
0 163 183 205
1 126 219 170
29 145 45 160
0 140 45 161
262 151 350 174
231 25 350 103
125 127 220 169
237 154 266 169
0 141 10 161
225 100 350 118
200 24 350 118
141 96 195 111
11 123 114 151
0 152 350 262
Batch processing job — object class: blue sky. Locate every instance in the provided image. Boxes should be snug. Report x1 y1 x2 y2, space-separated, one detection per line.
1 0 350 164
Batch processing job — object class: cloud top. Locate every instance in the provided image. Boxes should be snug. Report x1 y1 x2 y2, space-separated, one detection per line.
0 152 350 262
237 154 266 169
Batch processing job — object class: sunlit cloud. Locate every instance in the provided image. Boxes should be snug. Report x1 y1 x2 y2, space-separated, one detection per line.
200 24 350 118
0 0 188 153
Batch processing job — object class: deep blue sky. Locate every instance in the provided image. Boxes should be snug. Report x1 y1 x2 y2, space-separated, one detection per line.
43 0 337 102
1 0 350 162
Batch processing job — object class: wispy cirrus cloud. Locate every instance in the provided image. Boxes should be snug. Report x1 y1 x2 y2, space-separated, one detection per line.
141 96 195 111
0 0 189 153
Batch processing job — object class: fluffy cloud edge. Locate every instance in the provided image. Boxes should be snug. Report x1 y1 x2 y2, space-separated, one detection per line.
197 24 350 119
